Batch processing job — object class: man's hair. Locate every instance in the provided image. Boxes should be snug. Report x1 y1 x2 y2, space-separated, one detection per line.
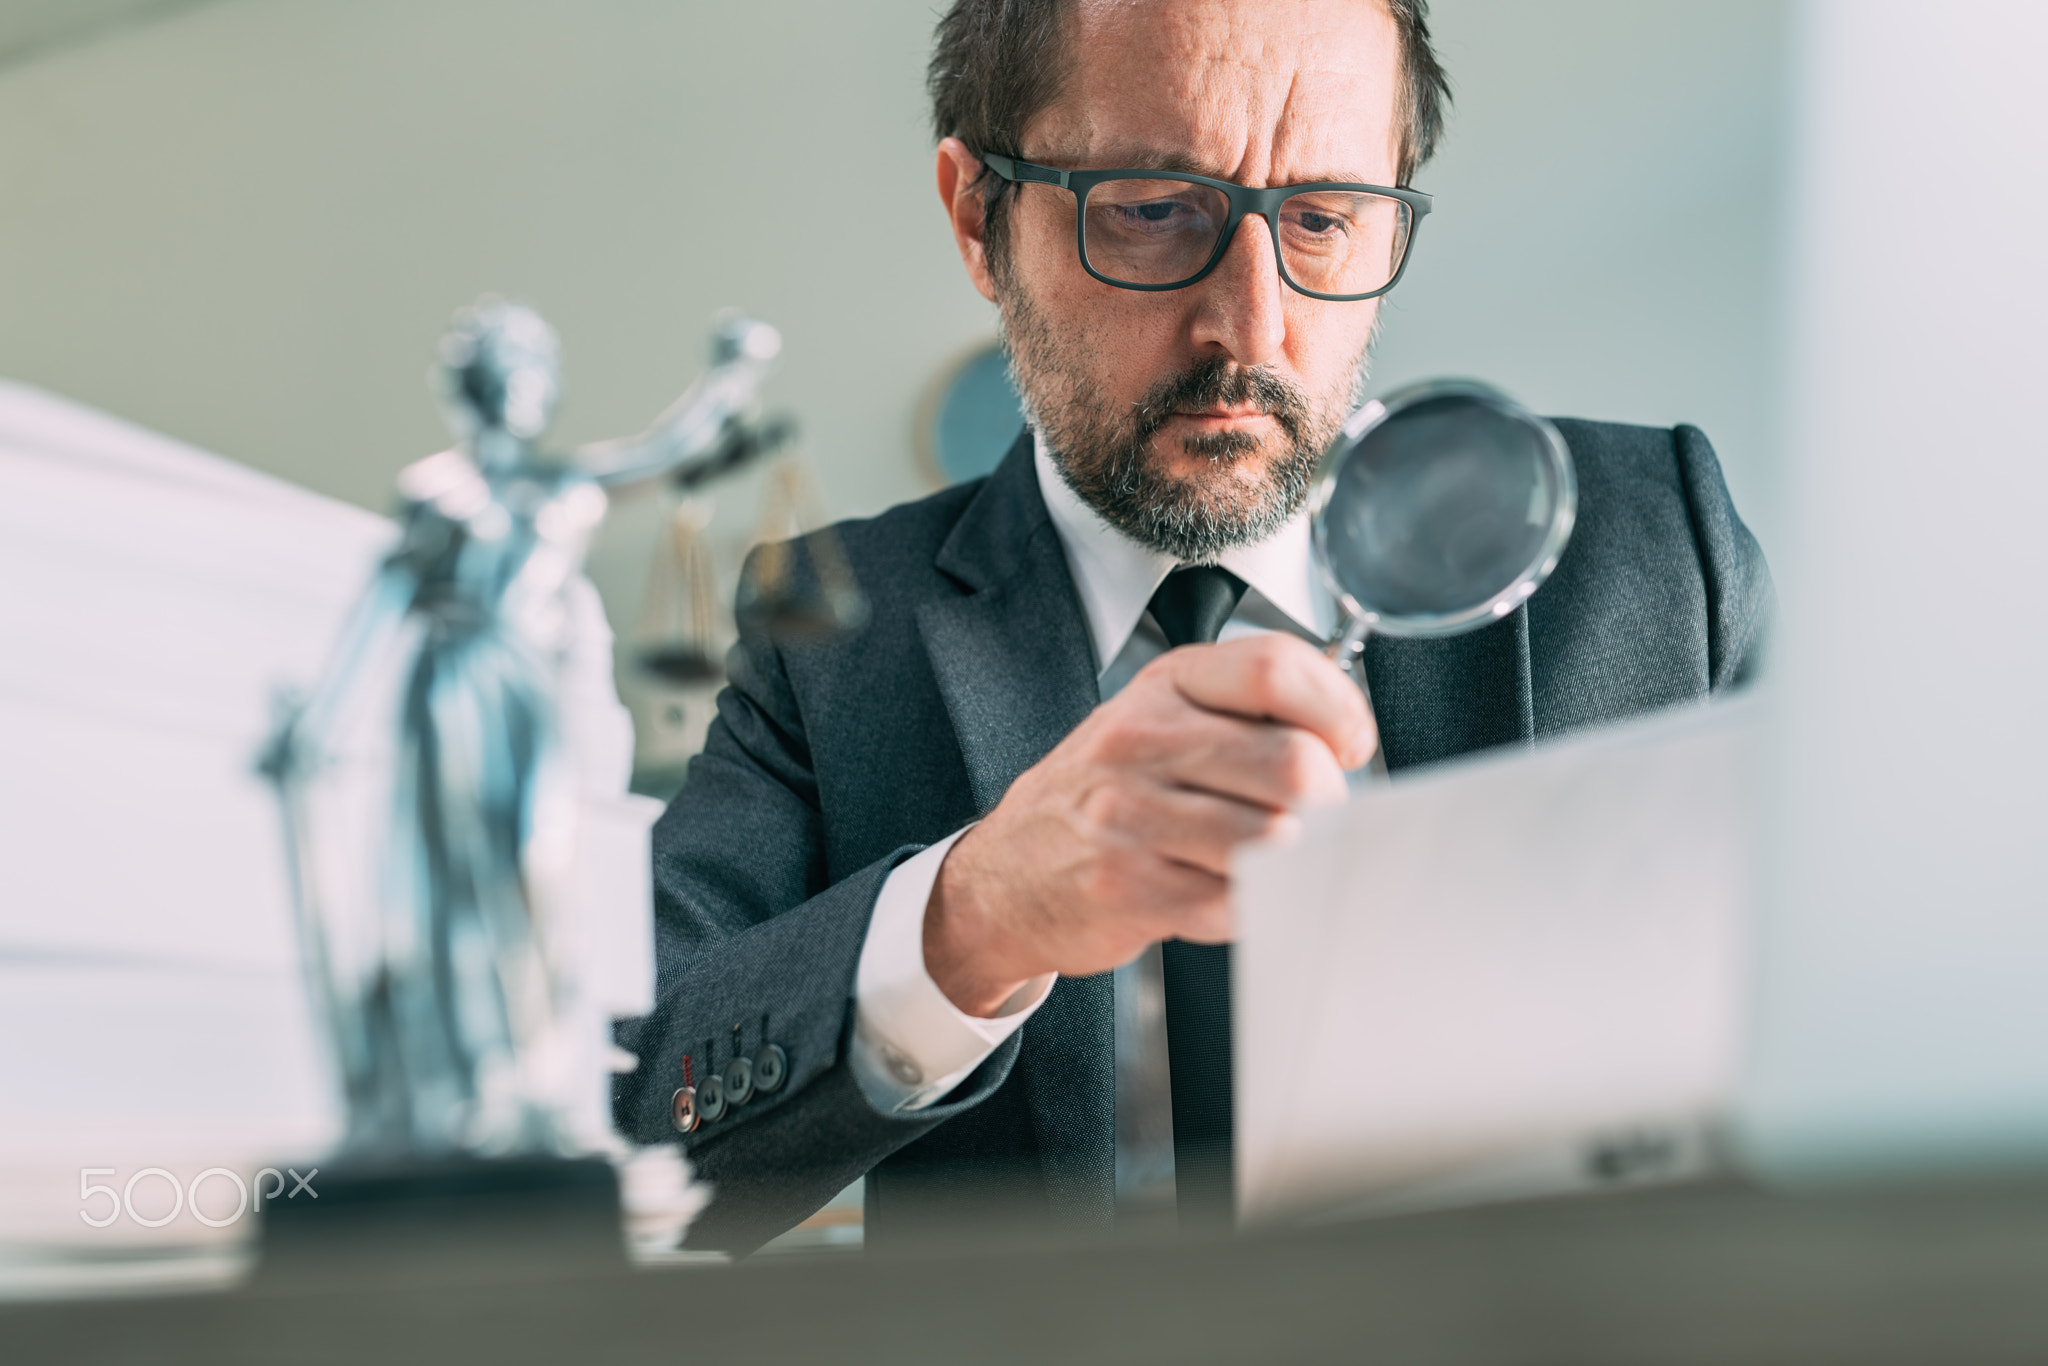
929 0 1451 259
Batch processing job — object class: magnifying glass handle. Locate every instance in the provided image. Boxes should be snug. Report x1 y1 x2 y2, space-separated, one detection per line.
1325 619 1391 783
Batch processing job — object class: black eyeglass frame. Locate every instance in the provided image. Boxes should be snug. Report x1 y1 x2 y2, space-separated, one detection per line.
981 152 1433 301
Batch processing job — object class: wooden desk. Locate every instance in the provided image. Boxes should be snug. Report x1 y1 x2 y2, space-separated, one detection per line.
7 1177 2048 1364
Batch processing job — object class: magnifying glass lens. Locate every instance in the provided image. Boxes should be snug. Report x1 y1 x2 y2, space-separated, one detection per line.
1318 390 1573 635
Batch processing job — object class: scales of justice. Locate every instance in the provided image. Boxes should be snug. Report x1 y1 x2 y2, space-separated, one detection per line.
259 292 1574 1260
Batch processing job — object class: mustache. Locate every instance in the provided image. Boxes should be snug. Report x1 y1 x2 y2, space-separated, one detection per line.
1126 358 1309 451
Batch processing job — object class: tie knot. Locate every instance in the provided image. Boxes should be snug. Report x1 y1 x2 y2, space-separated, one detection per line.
1148 565 1248 649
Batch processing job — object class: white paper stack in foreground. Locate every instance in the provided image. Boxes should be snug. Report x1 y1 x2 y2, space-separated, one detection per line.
1234 704 1752 1225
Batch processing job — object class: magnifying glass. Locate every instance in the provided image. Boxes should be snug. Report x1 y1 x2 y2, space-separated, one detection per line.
1311 379 1577 775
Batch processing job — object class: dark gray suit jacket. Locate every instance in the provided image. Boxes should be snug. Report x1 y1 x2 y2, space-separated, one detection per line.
615 422 1771 1253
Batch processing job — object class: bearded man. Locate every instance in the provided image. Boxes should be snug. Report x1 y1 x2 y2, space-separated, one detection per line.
616 0 1771 1254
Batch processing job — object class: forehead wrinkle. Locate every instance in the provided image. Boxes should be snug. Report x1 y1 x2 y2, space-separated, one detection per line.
1268 61 1398 185
1030 140 1381 187
1037 0 1402 185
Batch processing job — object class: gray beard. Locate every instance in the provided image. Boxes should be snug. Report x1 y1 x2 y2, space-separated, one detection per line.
996 277 1365 563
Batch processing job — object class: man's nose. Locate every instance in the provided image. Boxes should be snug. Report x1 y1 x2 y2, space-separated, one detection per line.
1187 213 1288 369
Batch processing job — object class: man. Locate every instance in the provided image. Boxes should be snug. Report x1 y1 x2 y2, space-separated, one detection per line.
616 0 1770 1253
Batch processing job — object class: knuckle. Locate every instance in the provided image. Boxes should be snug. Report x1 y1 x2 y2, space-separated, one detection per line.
1086 725 1134 765
1078 851 1141 908
1080 783 1140 836
1074 787 1114 835
1134 650 1186 691
1275 730 1326 793
1075 858 1117 906
1136 646 1178 676
1091 717 1161 767
1244 643 1286 698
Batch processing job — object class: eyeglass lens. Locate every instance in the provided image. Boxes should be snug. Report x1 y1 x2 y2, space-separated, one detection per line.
1080 179 1412 296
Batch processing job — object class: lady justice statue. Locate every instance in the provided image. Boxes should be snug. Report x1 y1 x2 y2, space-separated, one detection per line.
265 299 794 1165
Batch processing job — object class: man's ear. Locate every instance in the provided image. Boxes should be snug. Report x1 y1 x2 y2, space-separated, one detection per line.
936 136 1000 303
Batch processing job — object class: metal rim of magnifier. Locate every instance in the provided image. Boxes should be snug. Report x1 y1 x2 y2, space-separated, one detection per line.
1309 378 1578 640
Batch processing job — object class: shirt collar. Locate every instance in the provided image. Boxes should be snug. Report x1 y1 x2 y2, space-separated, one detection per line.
1032 430 1334 676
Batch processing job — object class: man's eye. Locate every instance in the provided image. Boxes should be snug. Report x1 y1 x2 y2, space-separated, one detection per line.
1291 211 1343 236
1124 201 1185 226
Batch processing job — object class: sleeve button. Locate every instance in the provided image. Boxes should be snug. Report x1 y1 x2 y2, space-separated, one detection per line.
751 1043 788 1093
696 1073 727 1123
881 1044 923 1087
670 1087 699 1134
723 1055 755 1106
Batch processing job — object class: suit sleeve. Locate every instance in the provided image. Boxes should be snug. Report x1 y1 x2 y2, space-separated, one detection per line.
1673 424 1776 689
612 563 1021 1255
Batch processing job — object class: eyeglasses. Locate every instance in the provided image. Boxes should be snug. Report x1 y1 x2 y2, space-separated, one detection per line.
982 153 1432 302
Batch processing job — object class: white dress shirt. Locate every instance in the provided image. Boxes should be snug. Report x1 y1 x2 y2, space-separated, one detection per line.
849 432 1335 1201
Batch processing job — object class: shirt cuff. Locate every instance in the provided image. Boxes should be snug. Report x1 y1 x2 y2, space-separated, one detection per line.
850 826 1056 1114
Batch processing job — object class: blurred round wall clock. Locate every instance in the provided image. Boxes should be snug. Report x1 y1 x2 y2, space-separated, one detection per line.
918 340 1026 487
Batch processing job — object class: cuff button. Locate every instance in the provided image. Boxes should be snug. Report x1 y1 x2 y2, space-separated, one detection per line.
696 1073 727 1123
751 1043 788 1093
670 1086 699 1134
723 1055 755 1106
882 1045 923 1088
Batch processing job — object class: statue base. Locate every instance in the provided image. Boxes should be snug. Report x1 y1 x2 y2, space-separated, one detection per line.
257 1154 624 1286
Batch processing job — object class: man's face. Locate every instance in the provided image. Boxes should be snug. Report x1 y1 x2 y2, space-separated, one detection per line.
944 0 1404 559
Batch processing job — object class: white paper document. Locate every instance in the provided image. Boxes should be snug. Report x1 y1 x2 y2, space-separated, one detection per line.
1233 701 1754 1226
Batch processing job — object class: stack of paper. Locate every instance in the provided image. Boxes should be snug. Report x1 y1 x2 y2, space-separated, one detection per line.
1234 702 1753 1226
0 381 397 1292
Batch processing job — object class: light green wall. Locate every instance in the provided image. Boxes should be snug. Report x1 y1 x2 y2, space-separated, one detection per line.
0 0 1788 648
0 0 996 658
1380 0 1790 552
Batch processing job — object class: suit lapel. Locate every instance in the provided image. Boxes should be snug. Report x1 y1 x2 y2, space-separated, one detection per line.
917 434 1100 814
916 432 1115 1225
1365 602 1536 770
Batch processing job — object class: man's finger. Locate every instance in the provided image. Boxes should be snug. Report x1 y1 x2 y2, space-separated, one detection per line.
1045 855 1228 966
1169 719 1351 811
1089 697 1345 810
1080 781 1299 876
1168 635 1378 770
1122 857 1233 945
1141 868 1235 944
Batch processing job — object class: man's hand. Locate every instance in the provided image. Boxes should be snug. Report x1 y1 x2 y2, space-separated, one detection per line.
923 633 1377 1017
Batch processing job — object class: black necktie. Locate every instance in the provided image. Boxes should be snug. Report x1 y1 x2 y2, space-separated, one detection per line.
1146 565 1246 1230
